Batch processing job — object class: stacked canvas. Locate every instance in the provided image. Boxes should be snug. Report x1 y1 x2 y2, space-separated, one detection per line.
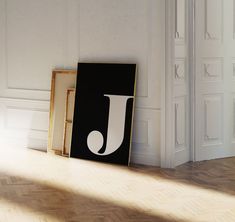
47 70 76 156
48 63 136 166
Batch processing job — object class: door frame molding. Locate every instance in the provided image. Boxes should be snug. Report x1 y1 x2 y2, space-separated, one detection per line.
161 0 175 168
189 0 196 162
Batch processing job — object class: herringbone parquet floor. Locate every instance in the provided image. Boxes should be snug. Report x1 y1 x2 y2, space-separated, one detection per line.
0 148 235 222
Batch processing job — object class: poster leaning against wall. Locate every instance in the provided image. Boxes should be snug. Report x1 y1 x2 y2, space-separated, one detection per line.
70 63 136 166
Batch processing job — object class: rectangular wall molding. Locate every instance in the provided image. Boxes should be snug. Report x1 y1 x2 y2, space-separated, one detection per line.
203 94 223 146
205 0 222 40
175 0 185 42
174 58 186 84
202 58 223 82
131 108 160 166
0 0 80 101
6 107 48 132
0 97 49 150
174 97 186 151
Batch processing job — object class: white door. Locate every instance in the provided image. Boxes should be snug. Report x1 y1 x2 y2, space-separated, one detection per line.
174 0 190 166
194 0 235 161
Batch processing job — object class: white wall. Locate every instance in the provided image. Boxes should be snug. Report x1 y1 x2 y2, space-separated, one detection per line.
0 0 165 166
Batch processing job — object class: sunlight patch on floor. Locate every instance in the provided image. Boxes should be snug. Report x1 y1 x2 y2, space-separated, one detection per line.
0 148 235 222
0 200 59 222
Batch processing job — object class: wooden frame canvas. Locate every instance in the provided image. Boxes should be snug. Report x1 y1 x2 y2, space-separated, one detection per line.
70 63 136 166
62 88 75 156
48 70 76 154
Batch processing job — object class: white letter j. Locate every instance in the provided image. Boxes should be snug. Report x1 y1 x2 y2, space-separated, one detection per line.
87 94 133 156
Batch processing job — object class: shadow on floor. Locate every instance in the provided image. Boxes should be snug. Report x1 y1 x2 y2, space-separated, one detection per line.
0 170 184 222
130 157 235 196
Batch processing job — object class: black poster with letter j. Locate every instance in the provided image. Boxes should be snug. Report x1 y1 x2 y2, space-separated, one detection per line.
70 63 136 166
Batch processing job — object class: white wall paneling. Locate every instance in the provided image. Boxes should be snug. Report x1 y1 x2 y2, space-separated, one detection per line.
78 0 165 165
0 0 79 100
0 0 165 166
131 108 160 166
79 0 164 110
0 0 79 151
1 0 60 100
0 98 49 150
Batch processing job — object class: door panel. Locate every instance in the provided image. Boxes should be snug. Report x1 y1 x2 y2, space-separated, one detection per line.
174 0 190 166
175 97 186 148
203 94 223 144
195 0 235 161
